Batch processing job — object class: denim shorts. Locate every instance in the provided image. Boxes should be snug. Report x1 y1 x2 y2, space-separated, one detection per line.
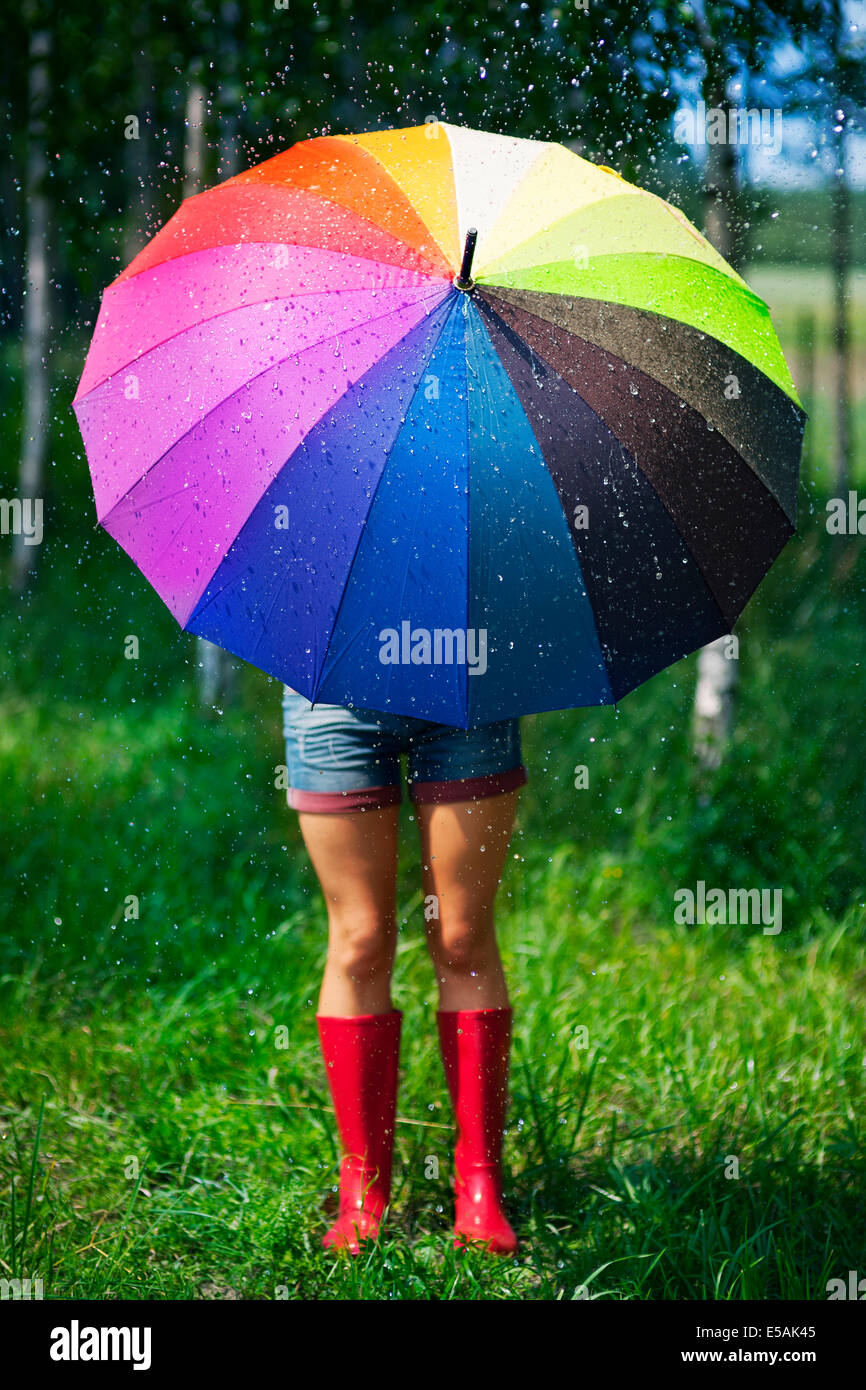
281 687 528 813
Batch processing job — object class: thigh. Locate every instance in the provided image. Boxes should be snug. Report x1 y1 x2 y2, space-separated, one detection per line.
298 805 400 925
416 789 519 931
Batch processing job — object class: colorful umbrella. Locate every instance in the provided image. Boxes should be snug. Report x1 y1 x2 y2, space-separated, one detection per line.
73 122 804 728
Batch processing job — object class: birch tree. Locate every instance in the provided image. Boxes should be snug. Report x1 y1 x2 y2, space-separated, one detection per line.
181 68 237 710
663 1 814 770
691 4 743 770
12 4 51 593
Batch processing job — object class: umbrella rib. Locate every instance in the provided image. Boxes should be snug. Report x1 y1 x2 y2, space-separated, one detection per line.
335 134 460 275
242 564 298 662
79 270 449 404
235 176 454 276
468 301 616 707
479 252 798 406
115 177 453 292
143 501 198 574
186 295 457 690
479 294 736 640
532 296 796 620
308 297 457 705
475 188 744 287
480 284 804 521
96 285 450 535
462 309 471 728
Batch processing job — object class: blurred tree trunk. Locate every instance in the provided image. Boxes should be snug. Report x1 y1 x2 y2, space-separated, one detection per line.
183 70 236 709
122 9 155 264
830 106 851 493
12 9 51 593
216 0 242 181
795 311 815 477
181 71 208 225
691 22 740 771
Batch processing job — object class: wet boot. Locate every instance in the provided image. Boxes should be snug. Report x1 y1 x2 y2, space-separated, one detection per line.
436 1007 517 1255
317 1010 402 1254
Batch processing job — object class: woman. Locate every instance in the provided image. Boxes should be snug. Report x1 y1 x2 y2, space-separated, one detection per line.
281 685 527 1256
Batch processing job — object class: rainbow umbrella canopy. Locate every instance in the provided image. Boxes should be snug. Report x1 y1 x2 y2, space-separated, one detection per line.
73 122 804 728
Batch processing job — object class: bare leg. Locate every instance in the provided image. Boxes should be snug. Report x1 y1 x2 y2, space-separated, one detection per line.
417 790 519 1011
298 804 401 1252
297 806 400 1016
419 789 520 1254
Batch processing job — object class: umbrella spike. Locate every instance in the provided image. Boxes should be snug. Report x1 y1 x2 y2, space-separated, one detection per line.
455 227 478 290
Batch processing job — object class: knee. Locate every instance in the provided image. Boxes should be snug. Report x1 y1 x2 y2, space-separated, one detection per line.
327 909 394 982
427 916 492 976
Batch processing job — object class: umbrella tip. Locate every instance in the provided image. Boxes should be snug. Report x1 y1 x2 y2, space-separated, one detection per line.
454 227 478 291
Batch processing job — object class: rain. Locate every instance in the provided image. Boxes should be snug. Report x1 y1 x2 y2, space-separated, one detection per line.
0 0 864 1351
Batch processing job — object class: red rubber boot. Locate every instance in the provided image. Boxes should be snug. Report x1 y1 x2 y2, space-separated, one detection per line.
437 1007 518 1255
316 1010 402 1254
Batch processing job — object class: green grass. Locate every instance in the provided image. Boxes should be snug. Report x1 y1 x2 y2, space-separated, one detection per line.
3 911 864 1300
1 293 865 1300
